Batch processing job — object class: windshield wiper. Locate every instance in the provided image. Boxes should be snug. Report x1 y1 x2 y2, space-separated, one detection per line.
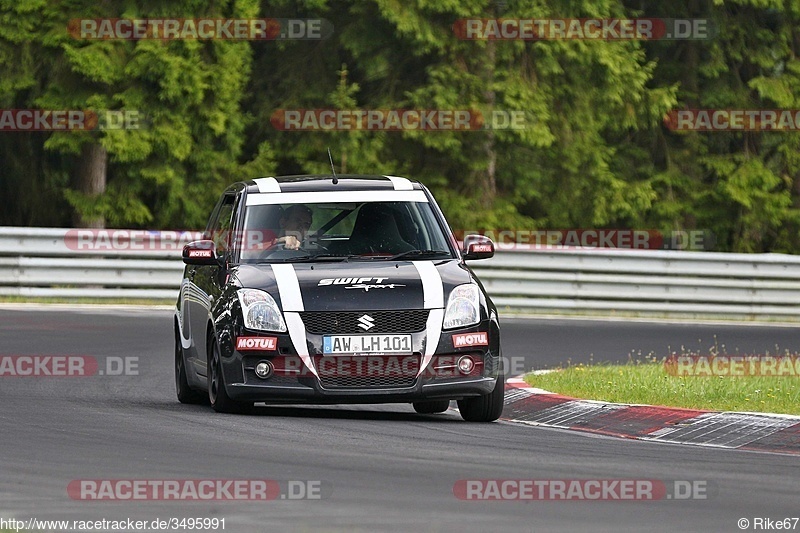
272 250 451 262
310 253 360 261
273 253 358 263
385 249 451 261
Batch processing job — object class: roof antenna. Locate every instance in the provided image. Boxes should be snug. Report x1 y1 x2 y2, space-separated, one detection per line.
327 148 338 184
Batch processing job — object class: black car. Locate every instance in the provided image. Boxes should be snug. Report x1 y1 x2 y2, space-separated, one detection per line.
174 175 503 421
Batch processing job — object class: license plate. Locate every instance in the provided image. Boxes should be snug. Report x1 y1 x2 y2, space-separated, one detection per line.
323 334 412 355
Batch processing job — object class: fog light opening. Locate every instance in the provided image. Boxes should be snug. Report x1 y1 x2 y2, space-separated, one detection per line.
255 360 274 380
457 355 475 375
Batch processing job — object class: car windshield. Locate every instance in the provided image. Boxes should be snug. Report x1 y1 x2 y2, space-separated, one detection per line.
237 199 454 263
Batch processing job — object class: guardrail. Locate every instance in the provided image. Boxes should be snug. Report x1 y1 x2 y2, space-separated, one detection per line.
473 248 800 320
1 227 799 320
0 227 198 300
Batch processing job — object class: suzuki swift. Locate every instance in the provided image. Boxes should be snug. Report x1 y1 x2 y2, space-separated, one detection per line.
174 175 503 421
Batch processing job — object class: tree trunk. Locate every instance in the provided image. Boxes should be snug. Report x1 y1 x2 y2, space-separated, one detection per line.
73 142 107 228
479 39 497 209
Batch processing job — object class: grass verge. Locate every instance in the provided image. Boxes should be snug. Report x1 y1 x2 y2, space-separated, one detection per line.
524 362 800 416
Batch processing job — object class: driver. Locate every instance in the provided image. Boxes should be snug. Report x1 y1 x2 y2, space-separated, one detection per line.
273 204 313 250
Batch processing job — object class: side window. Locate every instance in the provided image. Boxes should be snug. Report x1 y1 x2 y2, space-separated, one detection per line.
207 194 236 256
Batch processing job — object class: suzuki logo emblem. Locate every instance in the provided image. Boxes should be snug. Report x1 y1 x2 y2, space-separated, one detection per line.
357 314 375 331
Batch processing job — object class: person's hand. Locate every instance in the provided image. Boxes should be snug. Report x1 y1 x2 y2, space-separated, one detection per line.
282 235 302 250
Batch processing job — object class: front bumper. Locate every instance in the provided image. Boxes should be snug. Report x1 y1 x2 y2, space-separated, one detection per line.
226 375 497 404
219 318 500 404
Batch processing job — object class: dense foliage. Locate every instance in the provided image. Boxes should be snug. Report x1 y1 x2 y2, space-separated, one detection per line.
1 0 798 252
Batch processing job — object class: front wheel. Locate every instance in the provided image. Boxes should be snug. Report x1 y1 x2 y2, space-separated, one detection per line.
208 338 253 414
175 328 205 405
413 400 451 414
457 371 504 422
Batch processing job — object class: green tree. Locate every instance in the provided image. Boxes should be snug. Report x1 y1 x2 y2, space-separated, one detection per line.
3 0 800 255
0 0 267 229
633 0 800 252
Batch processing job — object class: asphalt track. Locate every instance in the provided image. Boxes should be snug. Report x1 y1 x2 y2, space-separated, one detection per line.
1 306 798 532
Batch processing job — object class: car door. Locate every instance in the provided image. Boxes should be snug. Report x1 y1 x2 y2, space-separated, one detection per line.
186 191 237 378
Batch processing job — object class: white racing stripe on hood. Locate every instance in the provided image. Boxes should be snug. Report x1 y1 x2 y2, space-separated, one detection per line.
418 308 445 377
271 264 318 377
253 177 281 193
284 312 318 378
272 264 304 311
412 261 444 376
412 261 444 309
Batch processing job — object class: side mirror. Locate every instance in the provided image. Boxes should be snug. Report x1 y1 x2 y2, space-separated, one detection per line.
462 234 495 260
182 240 219 265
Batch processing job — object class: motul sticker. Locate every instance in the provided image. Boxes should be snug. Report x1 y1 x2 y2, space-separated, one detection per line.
236 337 278 351
188 249 213 258
470 244 493 253
452 332 488 348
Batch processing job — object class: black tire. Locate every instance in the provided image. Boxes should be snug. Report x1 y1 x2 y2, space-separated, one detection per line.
208 337 253 414
413 400 451 414
457 371 505 422
175 328 205 404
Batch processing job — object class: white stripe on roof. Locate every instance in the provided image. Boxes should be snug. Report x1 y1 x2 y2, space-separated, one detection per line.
385 176 413 190
246 190 428 206
253 177 281 193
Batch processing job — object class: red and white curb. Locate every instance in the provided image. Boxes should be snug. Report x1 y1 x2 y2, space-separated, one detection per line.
502 377 800 455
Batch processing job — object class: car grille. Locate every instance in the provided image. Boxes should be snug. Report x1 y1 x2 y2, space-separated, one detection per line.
313 355 420 389
300 310 429 334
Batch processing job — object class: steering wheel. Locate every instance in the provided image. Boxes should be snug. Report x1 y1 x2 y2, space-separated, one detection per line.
257 241 289 259
256 238 328 260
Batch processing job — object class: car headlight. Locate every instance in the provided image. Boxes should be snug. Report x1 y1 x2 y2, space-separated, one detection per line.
237 288 287 333
443 284 481 330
